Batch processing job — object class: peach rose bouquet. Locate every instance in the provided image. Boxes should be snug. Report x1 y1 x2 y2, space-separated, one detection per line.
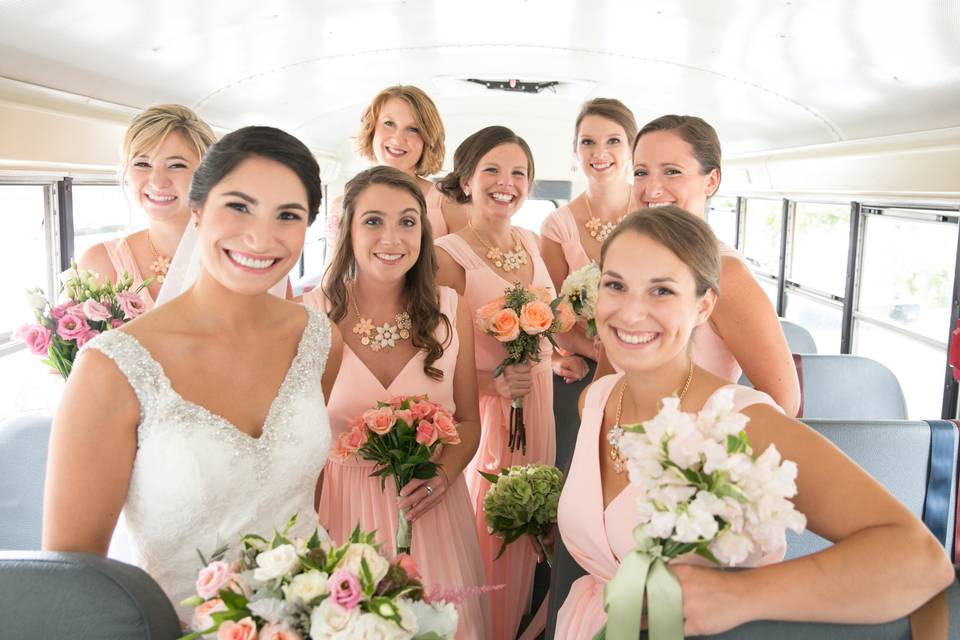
333 395 461 554
475 282 575 454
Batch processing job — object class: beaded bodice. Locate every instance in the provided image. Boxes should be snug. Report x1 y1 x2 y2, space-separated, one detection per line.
84 307 332 617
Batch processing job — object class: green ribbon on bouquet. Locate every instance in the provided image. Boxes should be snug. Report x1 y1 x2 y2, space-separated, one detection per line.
597 527 683 640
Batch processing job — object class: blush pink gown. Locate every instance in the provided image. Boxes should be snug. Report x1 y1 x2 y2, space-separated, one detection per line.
554 374 786 639
434 229 556 640
302 286 490 639
104 236 156 310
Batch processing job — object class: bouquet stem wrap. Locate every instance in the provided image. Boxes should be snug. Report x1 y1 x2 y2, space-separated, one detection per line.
598 528 683 640
535 534 553 569
508 395 526 454
396 506 413 555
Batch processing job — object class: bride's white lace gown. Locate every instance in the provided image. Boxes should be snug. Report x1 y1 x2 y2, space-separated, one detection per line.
84 307 332 617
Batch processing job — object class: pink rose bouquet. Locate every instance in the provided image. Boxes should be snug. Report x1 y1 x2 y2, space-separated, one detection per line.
180 516 458 640
16 261 150 379
475 282 574 453
333 395 460 554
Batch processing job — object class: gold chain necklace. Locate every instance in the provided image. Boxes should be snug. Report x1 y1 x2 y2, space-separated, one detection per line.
350 288 412 352
146 231 171 283
606 360 695 474
583 189 633 243
468 221 529 273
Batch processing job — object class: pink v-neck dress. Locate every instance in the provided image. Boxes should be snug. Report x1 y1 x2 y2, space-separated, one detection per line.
435 229 556 640
104 236 157 310
554 374 785 639
540 204 591 275
302 286 490 639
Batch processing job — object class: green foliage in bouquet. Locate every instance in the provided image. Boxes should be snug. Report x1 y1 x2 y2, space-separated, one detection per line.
480 464 563 561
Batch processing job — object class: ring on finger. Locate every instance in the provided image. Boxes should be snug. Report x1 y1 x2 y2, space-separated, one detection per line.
425 485 433 497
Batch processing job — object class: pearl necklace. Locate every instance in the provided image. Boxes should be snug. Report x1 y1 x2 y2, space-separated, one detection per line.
583 189 633 243
606 361 695 474
350 289 412 352
468 221 529 273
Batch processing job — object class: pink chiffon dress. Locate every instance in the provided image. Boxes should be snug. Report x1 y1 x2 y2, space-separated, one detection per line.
302 286 490 639
104 236 156 310
434 229 556 640
554 374 786 639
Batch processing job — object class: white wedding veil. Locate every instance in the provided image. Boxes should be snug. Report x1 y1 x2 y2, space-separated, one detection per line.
155 222 289 305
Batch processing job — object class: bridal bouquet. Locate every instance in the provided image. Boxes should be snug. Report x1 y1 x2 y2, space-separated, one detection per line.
596 388 806 640
475 283 575 453
16 263 149 379
479 463 564 567
557 262 601 337
180 516 458 640
333 395 461 555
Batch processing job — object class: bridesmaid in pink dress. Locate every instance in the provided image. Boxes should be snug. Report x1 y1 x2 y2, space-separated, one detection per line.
77 104 215 309
556 206 953 637
304 166 490 639
324 85 467 259
435 126 555 640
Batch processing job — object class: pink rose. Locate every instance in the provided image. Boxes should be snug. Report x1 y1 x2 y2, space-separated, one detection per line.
56 310 90 341
327 568 363 610
519 301 554 335
553 301 577 333
415 420 438 446
387 395 406 407
217 617 257 640
75 329 99 349
196 560 232 599
433 410 461 445
116 290 146 320
332 423 368 460
82 299 111 322
15 324 52 355
51 301 75 320
396 554 421 581
487 308 520 342
259 623 302 640
393 409 414 426
408 399 438 422
363 407 397 435
191 597 227 632
110 318 125 329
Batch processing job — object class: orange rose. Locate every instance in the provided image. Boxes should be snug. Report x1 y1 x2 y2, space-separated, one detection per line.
519 301 554 335
475 296 506 332
363 407 397 434
488 308 521 342
529 286 554 304
332 424 368 460
433 410 461 445
553 301 576 333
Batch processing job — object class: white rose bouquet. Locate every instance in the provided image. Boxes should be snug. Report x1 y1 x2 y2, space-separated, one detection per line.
557 262 601 337
180 515 458 640
597 389 807 640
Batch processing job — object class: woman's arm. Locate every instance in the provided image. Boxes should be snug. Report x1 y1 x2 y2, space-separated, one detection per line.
321 321 343 400
711 257 800 415
539 235 570 294
400 297 482 522
42 349 139 555
674 406 955 635
75 242 119 285
434 247 466 296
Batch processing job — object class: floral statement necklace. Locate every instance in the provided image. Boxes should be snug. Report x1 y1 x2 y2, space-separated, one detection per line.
468 221 529 273
351 289 412 352
584 189 633 243
607 361 695 474
146 231 171 283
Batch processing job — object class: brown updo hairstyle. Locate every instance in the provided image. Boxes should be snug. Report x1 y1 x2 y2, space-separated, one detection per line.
323 166 452 381
574 98 638 149
600 205 721 298
355 85 446 177
633 115 722 197
437 126 536 204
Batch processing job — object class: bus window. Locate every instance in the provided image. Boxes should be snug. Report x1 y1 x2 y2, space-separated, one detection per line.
512 198 559 235
707 196 738 249
741 197 783 308
71 183 135 261
853 210 957 418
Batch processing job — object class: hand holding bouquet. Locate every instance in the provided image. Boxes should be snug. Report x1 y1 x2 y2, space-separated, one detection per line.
475 283 575 453
557 262 601 338
333 395 461 554
181 515 458 640
480 463 564 567
597 388 806 640
16 263 149 379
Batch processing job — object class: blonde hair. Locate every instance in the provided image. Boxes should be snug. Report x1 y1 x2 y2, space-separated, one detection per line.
121 104 216 167
355 86 445 177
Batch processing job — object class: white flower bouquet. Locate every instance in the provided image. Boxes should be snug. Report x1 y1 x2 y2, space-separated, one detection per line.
597 388 806 640
557 262 601 337
180 515 458 640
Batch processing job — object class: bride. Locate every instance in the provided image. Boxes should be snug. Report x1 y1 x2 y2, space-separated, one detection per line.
42 125 343 618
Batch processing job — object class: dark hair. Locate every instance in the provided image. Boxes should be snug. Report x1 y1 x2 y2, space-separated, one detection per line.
601 205 721 297
437 126 535 204
633 115 722 196
323 166 452 380
189 126 323 224
574 98 638 149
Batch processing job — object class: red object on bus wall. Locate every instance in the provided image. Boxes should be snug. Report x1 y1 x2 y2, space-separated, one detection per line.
950 319 960 381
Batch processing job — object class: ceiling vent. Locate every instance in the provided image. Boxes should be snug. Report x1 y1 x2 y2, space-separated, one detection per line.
465 78 560 94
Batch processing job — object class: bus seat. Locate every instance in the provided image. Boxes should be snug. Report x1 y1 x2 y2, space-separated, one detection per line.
797 354 908 419
0 412 52 550
0 550 179 638
780 318 818 354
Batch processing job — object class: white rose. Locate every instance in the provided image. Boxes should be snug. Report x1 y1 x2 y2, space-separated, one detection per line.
310 598 358 638
254 544 300 581
247 597 294 624
283 569 329 604
352 611 412 640
339 543 389 584
710 529 754 566
673 493 720 543
24 290 48 311
409 599 458 639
